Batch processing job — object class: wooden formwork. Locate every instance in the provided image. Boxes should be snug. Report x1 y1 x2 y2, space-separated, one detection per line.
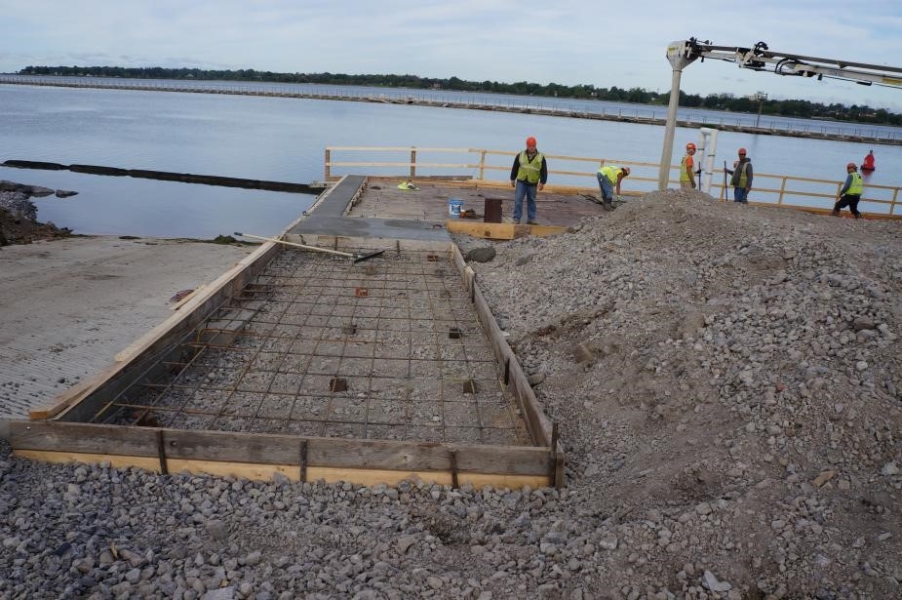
7 234 564 489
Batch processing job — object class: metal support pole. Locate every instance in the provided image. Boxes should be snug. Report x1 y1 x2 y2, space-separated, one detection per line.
658 68 683 190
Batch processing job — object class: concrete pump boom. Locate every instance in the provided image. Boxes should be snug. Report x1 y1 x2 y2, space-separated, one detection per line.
657 38 902 190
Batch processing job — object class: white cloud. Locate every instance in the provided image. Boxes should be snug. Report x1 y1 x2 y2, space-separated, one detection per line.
2 0 901 110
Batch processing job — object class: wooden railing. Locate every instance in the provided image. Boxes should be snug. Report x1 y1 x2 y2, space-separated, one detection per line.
325 146 902 217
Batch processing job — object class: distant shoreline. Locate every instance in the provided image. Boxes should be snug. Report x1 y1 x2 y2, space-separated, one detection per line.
3 76 900 147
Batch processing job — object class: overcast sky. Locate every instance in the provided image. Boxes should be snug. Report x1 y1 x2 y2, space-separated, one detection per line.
3 0 901 110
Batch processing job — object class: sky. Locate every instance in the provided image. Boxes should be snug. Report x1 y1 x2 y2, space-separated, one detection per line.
2 0 902 111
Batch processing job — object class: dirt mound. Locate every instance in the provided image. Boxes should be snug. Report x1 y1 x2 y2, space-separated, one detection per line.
457 188 902 596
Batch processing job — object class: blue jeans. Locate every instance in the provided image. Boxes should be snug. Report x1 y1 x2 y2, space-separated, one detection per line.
513 180 537 222
733 187 749 203
597 172 614 201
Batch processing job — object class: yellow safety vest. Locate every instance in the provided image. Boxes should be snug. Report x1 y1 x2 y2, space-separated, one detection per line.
848 172 863 195
599 165 623 182
680 155 693 182
517 151 545 184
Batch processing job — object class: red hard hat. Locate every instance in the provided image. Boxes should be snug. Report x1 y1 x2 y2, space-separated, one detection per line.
686 142 696 151
847 162 857 169
526 136 537 147
738 148 747 155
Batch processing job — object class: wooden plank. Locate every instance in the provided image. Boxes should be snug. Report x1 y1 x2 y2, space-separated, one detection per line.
445 220 566 240
507 354 553 447
473 285 512 373
445 221 518 240
460 473 549 489
55 242 279 423
169 284 207 312
14 450 161 472
29 376 100 420
167 459 298 481
473 284 552 446
162 429 303 464
9 421 160 456
10 421 550 475
307 467 452 487
12 450 548 488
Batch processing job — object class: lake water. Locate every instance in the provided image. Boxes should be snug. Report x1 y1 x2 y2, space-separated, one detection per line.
2 82 900 237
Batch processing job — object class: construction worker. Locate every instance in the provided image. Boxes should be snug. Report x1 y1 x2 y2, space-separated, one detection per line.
596 165 630 211
725 148 753 203
509 136 547 224
833 162 864 218
680 142 697 190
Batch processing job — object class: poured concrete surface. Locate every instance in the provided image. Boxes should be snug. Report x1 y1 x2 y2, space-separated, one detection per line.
0 237 254 419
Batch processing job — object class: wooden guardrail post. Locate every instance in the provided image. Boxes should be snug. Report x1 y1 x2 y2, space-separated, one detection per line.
777 176 787 206
410 148 417 178
324 148 331 181
891 189 899 216
478 150 486 181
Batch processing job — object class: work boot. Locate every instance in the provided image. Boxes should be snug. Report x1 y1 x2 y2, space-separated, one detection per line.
854 213 863 219
831 209 840 217
513 218 520 224
527 220 538 225
601 201 615 212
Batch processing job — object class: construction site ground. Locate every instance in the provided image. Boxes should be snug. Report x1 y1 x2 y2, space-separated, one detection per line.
1 182 901 599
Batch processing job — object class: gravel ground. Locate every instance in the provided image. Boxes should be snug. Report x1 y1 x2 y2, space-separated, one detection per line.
2 189 901 599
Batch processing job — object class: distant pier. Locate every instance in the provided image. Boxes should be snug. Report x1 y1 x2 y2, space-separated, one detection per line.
2 75 900 147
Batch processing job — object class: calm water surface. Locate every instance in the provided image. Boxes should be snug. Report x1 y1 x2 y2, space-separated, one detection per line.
2 84 900 237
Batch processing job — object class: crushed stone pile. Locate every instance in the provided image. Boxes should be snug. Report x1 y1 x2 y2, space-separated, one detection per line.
1 189 901 599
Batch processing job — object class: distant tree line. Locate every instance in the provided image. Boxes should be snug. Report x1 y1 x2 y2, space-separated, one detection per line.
18 65 902 126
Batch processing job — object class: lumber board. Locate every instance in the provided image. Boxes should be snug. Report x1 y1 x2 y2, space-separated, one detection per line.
53 242 279 423
10 421 160 455
473 285 553 447
14 450 161 472
12 450 549 488
9 421 551 475
444 220 566 240
28 376 98 420
166 459 297 481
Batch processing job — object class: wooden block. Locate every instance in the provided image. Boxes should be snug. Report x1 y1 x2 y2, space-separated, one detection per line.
445 220 566 240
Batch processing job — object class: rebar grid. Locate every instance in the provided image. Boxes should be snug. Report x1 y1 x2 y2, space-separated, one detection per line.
94 249 531 446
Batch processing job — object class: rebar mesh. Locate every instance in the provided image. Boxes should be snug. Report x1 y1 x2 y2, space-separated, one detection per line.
92 249 532 446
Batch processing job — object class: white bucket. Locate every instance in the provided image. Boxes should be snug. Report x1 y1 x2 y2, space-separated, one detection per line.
448 198 464 218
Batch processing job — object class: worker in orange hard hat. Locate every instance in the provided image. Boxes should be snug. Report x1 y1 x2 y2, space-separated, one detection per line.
509 136 548 224
680 142 697 190
724 148 753 203
833 162 864 218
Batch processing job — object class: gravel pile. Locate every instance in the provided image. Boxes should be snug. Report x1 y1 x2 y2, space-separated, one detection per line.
2 189 901 599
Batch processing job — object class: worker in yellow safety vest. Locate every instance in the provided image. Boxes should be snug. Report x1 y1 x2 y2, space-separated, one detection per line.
509 136 548 224
596 165 630 211
680 142 697 190
833 162 864 218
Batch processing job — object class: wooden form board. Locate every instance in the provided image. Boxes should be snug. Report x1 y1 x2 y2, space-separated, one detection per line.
9 421 552 489
14 227 563 489
451 245 563 487
444 220 567 240
28 243 281 421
